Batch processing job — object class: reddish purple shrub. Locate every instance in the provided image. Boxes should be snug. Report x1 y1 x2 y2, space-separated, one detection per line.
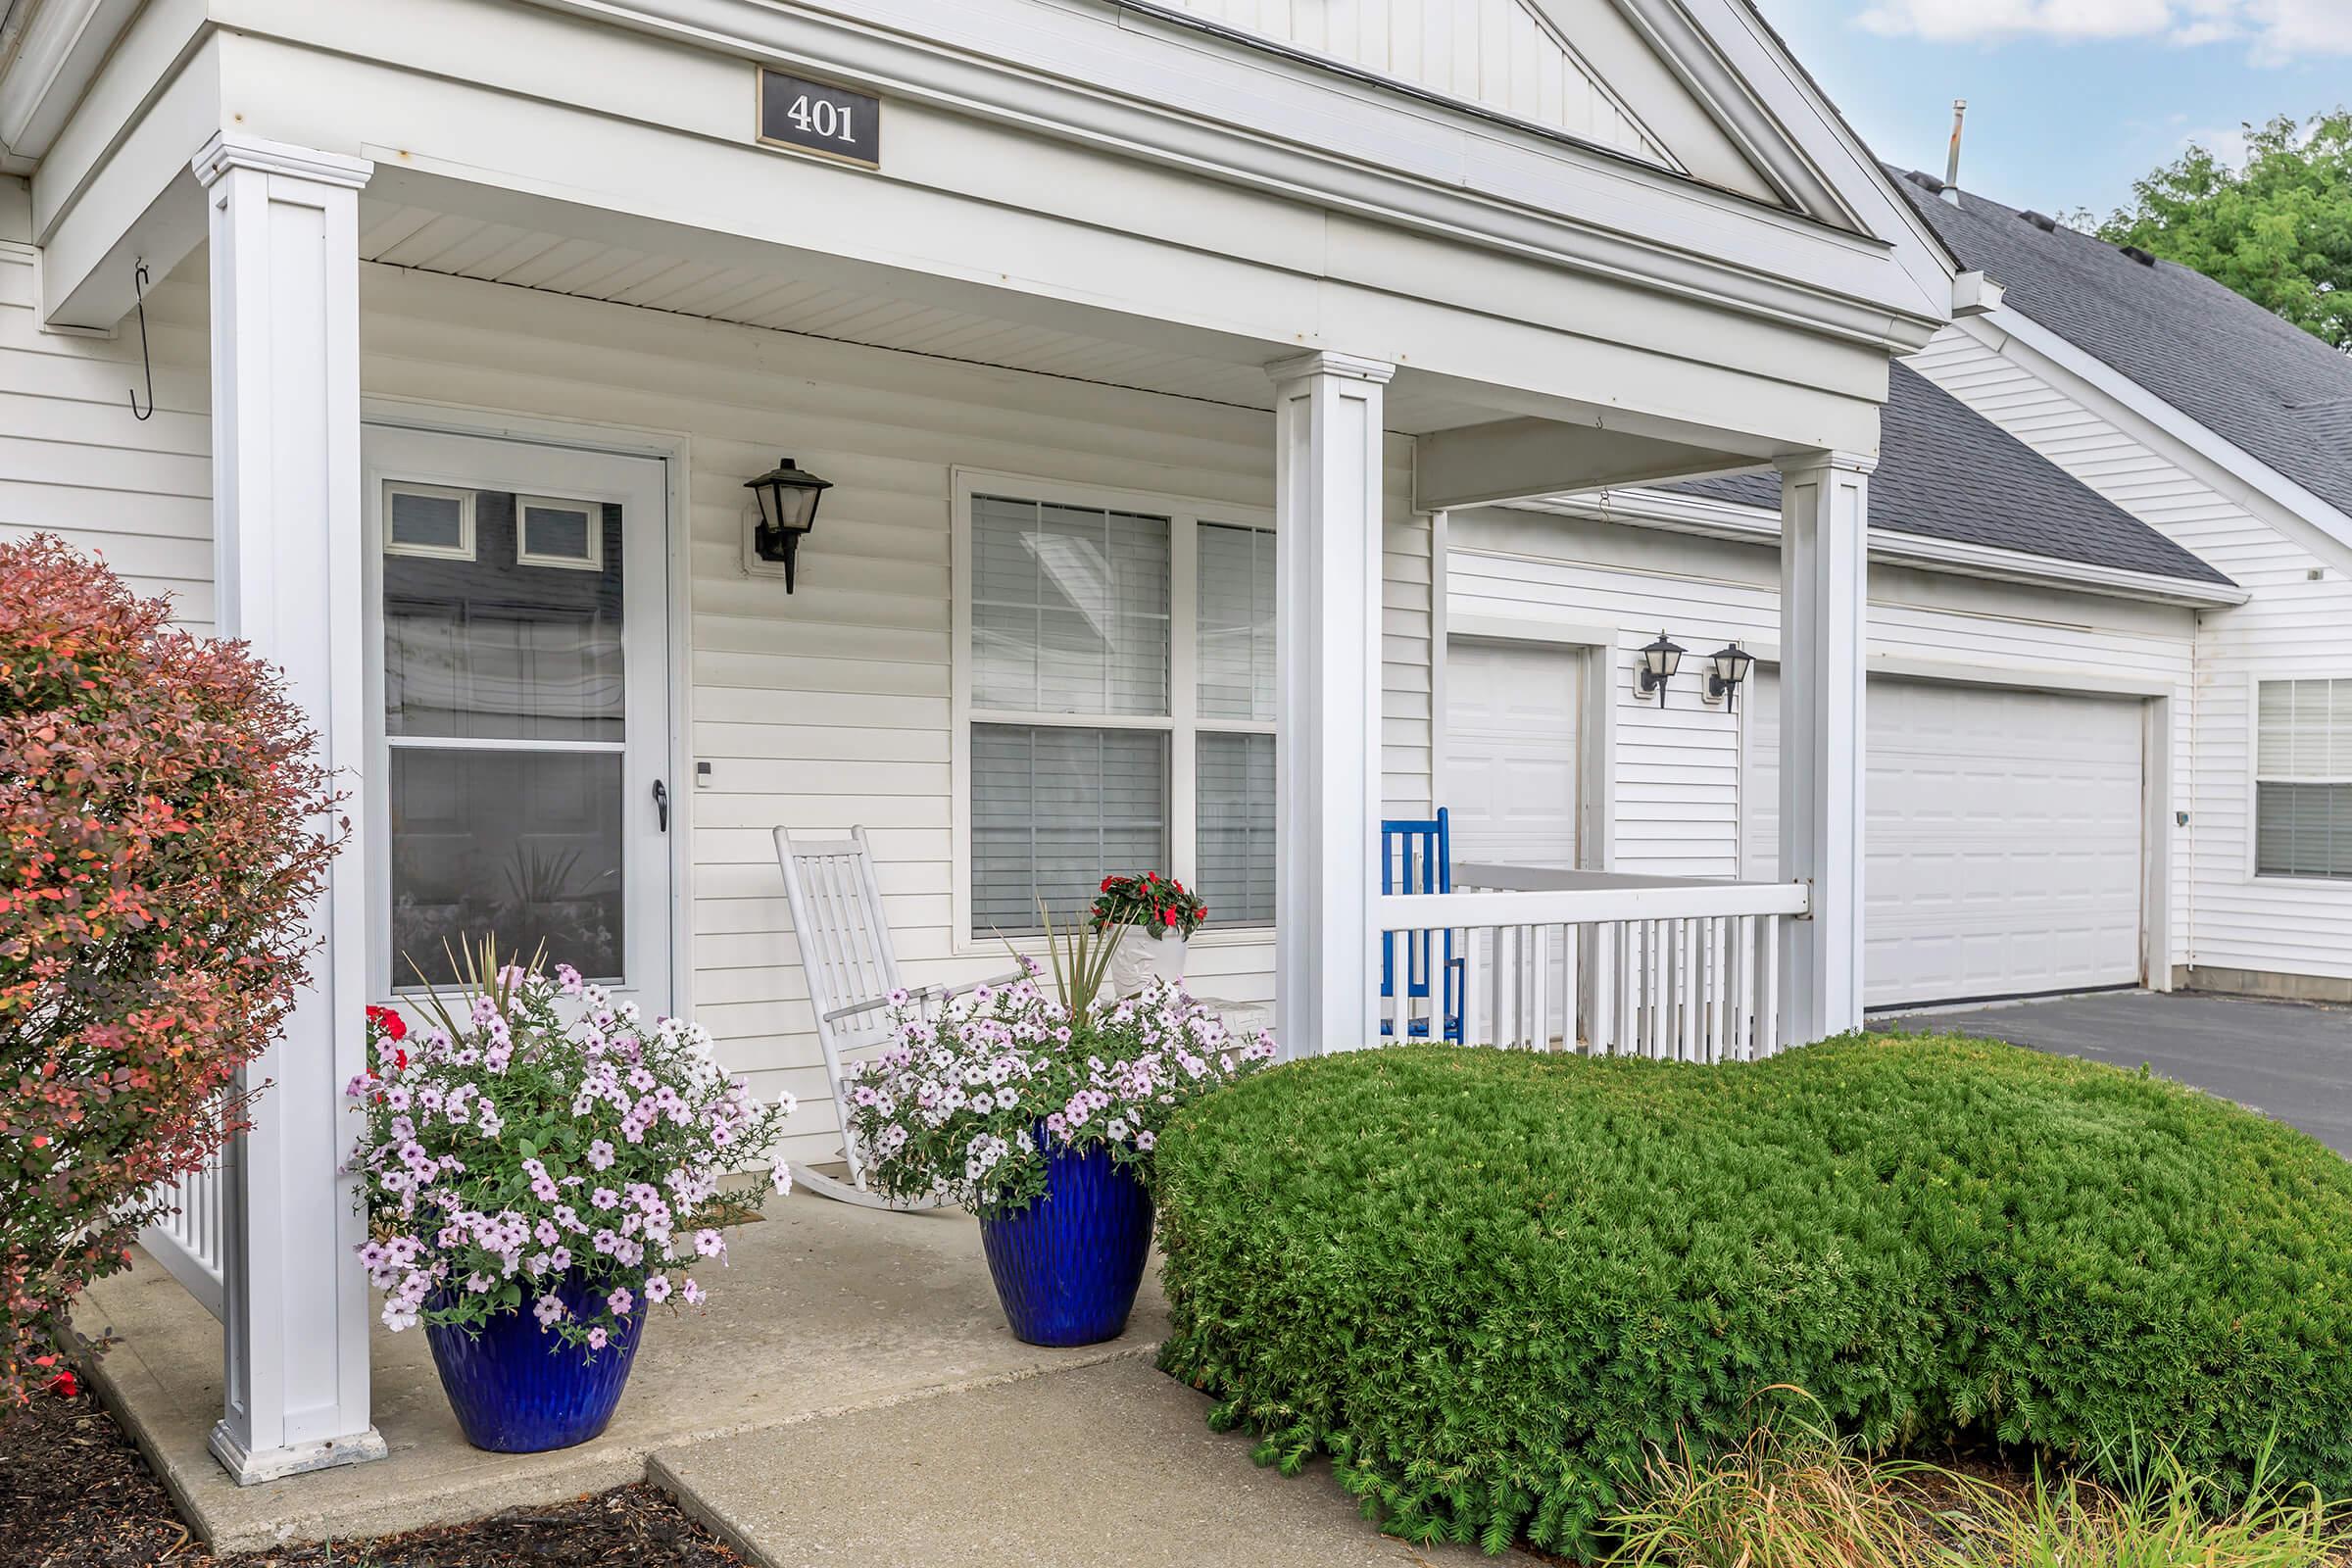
0 536 340 1408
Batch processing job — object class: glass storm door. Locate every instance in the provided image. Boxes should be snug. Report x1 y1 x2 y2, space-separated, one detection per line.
364 425 674 1015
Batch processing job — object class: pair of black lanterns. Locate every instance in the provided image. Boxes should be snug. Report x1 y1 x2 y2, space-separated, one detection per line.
1636 629 1754 710
744 456 835 593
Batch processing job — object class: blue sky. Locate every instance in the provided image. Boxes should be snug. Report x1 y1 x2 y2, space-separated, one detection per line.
1754 0 2352 220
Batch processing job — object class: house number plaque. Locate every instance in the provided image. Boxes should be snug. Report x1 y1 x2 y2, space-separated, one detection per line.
759 68 880 169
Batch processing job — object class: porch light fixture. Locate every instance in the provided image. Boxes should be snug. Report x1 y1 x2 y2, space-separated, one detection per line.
1705 641 1756 710
1635 629 1685 707
744 456 834 593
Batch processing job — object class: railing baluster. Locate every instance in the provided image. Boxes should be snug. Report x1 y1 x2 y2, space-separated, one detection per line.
1758 915 1782 1058
1676 918 1696 1061
1733 913 1754 1059
1707 916 1727 1063
1524 926 1543 1048
1560 921 1579 1053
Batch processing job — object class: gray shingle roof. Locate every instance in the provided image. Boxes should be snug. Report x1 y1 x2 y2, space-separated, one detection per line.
1889 169 2352 523
1674 361 2233 586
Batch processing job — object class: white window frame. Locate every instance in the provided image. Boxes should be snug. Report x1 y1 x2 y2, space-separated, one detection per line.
514 492 608 572
950 467 1275 953
2250 674 2352 885
383 480 477 562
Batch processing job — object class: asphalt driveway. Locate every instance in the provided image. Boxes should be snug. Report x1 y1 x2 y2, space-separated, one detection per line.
1889 990 2352 1154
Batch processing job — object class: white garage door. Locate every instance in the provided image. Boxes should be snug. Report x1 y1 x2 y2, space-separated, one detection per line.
1444 639 1581 870
1744 673 2144 1008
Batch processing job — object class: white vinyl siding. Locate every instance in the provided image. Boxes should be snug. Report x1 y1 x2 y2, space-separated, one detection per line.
2255 679 2352 881
1911 321 2352 983
0 239 215 629
1160 0 1675 168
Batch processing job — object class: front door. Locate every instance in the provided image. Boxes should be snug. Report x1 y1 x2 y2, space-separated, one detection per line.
364 424 674 1016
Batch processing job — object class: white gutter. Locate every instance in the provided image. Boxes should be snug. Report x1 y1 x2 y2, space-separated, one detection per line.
0 0 139 169
1508 486 2249 609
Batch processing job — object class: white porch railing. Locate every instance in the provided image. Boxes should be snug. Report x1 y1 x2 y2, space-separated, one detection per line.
142 1142 229 1322
1375 865 1811 1060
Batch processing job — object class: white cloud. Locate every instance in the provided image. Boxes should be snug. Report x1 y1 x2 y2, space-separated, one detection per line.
2180 122 2253 166
1852 0 2352 63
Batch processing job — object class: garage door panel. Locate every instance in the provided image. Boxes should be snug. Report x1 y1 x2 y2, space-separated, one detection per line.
1445 641 1581 868
1745 673 2143 1007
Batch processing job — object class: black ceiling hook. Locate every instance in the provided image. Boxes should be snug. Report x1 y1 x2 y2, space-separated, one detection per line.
127 260 155 421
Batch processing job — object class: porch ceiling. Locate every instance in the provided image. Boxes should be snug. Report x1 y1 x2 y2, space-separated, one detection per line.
357 200 1504 435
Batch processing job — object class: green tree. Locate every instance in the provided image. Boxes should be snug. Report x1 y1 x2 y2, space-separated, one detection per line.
2099 111 2352 352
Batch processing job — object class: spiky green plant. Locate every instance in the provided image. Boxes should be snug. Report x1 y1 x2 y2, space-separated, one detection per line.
1021 900 1124 1019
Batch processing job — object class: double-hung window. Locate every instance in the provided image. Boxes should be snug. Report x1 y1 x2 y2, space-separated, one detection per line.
957 474 1276 940
2256 678 2352 881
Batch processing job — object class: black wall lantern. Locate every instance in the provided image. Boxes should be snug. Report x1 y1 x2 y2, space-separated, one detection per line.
1635 629 1685 707
1705 641 1756 710
744 456 834 593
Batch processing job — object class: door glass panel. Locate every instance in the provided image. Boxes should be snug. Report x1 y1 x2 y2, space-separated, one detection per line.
382 479 632 987
384 489 624 743
387 750 626 986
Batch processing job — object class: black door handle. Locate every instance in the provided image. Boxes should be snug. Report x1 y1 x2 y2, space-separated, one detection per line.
653 778 669 832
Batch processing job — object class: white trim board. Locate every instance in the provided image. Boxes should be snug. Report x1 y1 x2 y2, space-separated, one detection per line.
389 0 1949 351
1509 487 2249 608
1742 646 2183 704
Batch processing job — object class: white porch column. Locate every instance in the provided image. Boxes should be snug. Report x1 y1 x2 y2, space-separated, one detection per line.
1270 352 1393 1058
1776 450 1874 1044
194 132 384 1484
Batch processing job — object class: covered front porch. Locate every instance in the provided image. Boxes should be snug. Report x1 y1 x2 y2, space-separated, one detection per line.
20 0 1953 1509
118 169 1878 1499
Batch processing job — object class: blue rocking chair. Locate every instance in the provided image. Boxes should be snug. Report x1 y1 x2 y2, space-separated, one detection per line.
1380 808 1465 1043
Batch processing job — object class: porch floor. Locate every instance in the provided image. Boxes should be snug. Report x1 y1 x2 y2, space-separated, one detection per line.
77 1191 1516 1563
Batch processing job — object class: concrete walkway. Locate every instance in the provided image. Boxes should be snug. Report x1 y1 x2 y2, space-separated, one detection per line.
658 1357 1521 1566
1894 990 2352 1153
79 1192 1511 1563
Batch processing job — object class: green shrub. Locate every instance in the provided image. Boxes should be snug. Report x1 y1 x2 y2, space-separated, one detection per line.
1153 1039 2352 1555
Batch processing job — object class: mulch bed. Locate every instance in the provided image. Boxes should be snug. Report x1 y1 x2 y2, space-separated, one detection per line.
0 1385 748 1568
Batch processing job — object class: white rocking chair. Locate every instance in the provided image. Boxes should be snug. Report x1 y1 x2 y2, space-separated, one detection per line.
773 824 1023 1209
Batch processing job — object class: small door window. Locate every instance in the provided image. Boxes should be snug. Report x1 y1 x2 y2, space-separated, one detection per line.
515 495 605 571
385 483 475 561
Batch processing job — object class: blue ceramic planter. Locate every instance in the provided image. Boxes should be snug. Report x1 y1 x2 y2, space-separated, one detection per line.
424 1273 648 1453
979 1132 1154 1347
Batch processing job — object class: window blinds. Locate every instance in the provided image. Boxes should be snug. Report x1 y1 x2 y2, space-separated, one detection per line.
2256 679 2352 880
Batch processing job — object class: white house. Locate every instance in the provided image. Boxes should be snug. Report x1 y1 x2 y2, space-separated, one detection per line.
1886 172 2352 1004
2 0 1970 1485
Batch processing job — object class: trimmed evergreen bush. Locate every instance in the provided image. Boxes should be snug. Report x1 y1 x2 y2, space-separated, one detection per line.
1154 1039 2352 1555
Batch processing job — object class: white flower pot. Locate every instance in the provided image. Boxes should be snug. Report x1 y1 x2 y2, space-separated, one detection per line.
1108 929 1187 998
